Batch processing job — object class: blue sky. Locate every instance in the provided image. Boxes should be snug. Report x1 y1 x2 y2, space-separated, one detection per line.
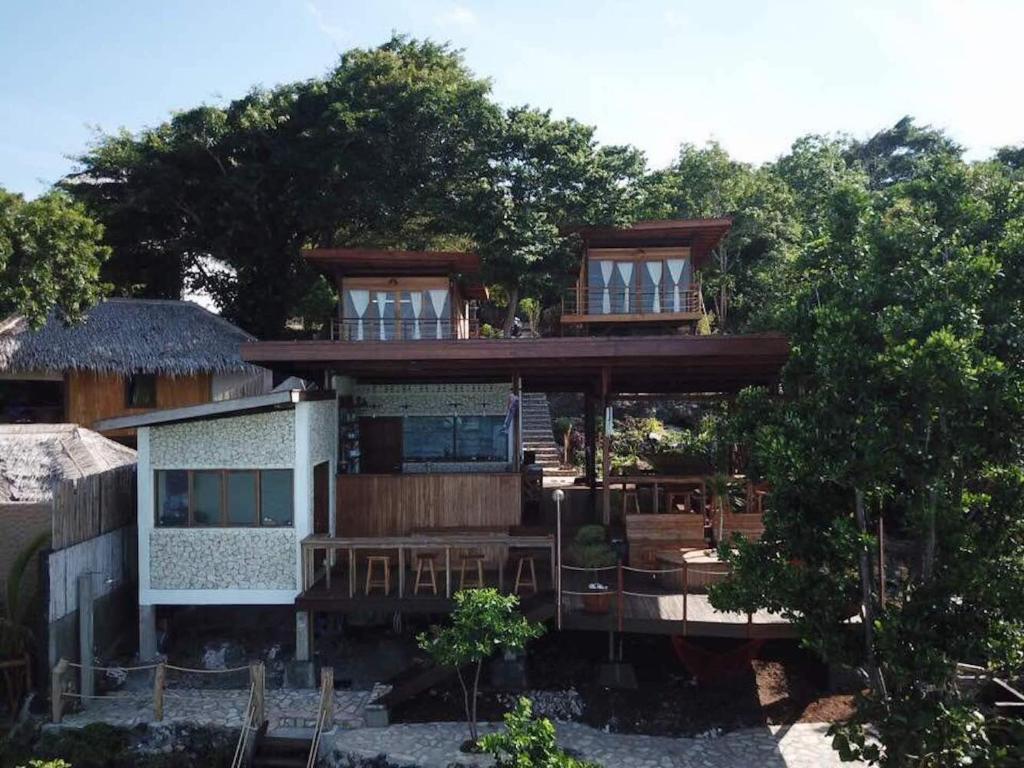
2 0 1022 198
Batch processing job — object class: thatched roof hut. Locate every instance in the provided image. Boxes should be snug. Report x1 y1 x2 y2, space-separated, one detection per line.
0 298 260 376
0 424 136 503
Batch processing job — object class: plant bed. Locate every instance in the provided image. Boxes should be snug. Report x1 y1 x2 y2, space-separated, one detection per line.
393 632 858 738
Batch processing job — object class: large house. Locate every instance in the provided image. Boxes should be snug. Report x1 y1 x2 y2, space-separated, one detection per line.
0 298 271 445
98 219 792 668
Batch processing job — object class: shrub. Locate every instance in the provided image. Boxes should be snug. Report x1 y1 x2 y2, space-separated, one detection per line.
480 697 601 767
567 526 617 569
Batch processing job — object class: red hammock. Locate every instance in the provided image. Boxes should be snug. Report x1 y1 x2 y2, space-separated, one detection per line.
670 636 764 683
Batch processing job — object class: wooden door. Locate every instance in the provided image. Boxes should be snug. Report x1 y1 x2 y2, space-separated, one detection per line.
360 417 403 474
313 461 330 535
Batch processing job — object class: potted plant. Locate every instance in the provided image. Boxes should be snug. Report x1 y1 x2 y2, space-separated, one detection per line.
567 525 618 614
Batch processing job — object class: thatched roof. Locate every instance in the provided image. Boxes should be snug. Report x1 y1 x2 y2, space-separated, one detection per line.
0 299 259 376
0 425 136 503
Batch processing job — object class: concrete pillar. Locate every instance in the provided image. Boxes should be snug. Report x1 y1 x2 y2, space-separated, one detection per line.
139 604 157 662
295 610 311 662
77 574 95 698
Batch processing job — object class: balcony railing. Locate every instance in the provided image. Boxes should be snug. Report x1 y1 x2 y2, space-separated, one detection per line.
330 317 481 341
562 285 704 319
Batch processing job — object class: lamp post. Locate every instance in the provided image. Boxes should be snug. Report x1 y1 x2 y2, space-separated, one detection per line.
553 488 565 630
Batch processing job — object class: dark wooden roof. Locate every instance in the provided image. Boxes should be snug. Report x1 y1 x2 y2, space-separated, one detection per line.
240 334 788 394
568 218 732 267
304 249 482 279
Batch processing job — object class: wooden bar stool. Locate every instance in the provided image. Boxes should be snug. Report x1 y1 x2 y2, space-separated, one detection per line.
512 554 538 595
413 552 438 595
459 553 486 589
365 555 391 595
620 484 641 516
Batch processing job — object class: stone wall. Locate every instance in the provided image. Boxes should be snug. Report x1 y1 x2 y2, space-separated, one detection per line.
353 382 508 417
149 528 297 590
150 410 294 469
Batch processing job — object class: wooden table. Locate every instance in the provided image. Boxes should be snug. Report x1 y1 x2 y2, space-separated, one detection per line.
656 548 731 592
605 475 707 515
301 532 555 598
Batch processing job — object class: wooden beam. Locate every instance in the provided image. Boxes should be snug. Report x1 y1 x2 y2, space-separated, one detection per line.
601 368 611 526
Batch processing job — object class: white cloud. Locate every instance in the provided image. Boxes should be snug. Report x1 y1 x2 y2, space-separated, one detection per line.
305 1 346 45
435 5 477 28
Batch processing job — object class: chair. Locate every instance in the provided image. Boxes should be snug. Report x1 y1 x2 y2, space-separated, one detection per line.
620 484 642 516
365 555 391 595
459 553 486 589
413 552 438 595
512 554 538 595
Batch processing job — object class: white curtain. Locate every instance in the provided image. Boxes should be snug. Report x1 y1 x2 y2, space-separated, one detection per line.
598 260 613 314
428 289 448 339
616 261 634 313
349 289 370 341
409 291 423 340
667 259 686 313
375 292 391 340
646 261 663 313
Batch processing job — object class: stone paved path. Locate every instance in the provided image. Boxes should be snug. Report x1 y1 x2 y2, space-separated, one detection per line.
54 689 861 767
56 688 371 730
326 721 863 767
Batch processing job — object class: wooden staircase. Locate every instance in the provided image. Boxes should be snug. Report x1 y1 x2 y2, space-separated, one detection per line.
251 733 313 768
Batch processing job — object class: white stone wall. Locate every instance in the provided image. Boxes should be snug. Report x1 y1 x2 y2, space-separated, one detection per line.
150 410 295 469
149 529 296 590
353 382 508 417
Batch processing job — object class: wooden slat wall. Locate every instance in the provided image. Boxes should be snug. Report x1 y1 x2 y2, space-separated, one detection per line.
51 464 137 551
336 473 522 537
66 370 212 436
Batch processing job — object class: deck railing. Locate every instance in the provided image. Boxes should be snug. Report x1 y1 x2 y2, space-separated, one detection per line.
562 285 704 319
300 533 555 598
330 317 481 341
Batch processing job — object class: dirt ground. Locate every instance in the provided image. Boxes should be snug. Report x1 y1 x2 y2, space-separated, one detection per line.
395 631 857 737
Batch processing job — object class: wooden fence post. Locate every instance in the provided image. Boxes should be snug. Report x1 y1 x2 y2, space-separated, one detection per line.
250 662 265 726
51 658 69 723
153 662 166 721
321 666 334 723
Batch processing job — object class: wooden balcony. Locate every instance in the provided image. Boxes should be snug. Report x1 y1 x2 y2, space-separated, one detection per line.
330 317 481 342
561 285 705 325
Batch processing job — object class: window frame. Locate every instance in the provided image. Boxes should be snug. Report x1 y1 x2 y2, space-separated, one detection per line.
125 373 158 408
154 469 294 528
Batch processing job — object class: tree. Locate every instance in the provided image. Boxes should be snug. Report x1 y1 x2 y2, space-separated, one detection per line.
417 589 543 744
845 115 963 190
0 187 108 327
66 36 500 338
711 138 1024 765
472 108 646 332
480 697 600 767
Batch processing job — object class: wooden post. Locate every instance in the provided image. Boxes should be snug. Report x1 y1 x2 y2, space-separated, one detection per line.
321 666 334 723
682 561 688 636
616 560 624 633
153 662 166 721
584 393 597 519
600 368 612 526
251 662 265 726
348 547 356 599
878 516 886 608
51 658 68 723
398 546 405 599
513 375 522 472
445 547 452 598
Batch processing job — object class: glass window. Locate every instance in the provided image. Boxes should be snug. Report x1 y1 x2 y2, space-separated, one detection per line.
455 416 507 461
192 471 222 526
155 470 189 527
260 470 293 526
403 416 455 460
226 471 258 525
125 373 157 408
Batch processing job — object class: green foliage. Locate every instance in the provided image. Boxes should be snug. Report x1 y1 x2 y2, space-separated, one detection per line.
0 187 108 327
518 297 541 334
18 761 70 768
708 127 1024 764
1 531 51 658
479 697 601 767
417 589 543 742
566 525 616 569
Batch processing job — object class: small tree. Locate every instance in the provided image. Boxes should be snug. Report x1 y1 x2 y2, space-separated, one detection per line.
417 589 544 744
480 697 601 767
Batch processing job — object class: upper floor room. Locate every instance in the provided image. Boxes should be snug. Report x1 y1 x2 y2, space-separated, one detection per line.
305 249 487 342
560 218 730 330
